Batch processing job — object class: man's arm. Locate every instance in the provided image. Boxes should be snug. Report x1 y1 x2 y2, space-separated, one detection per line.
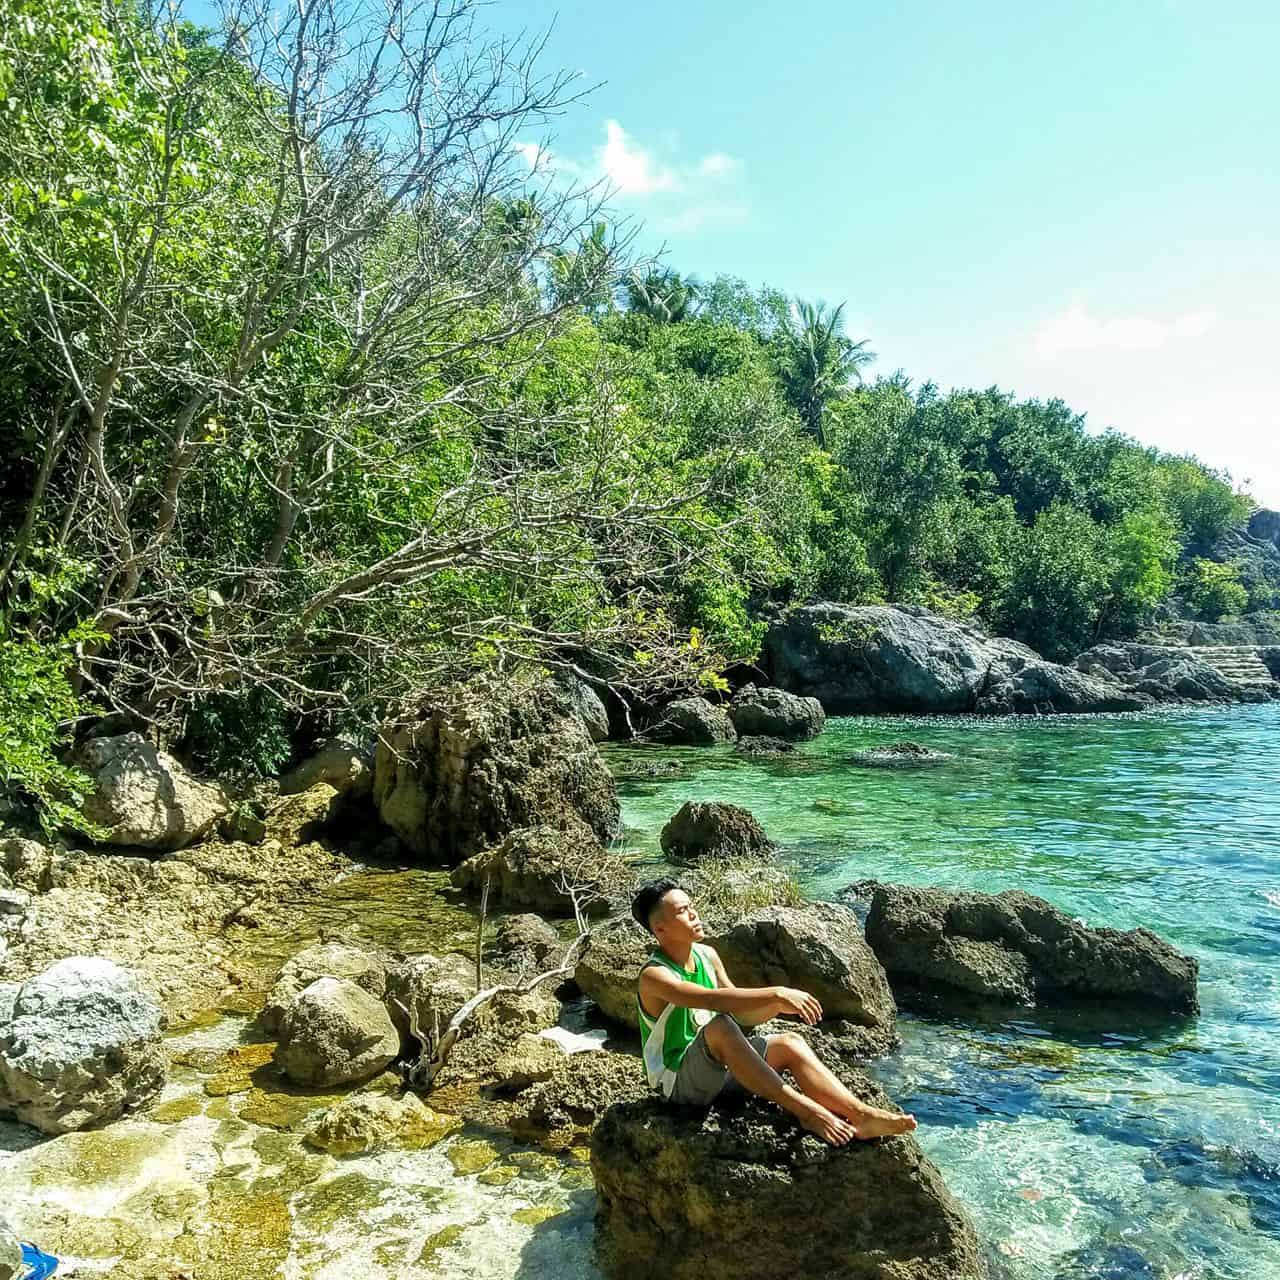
640 960 823 1024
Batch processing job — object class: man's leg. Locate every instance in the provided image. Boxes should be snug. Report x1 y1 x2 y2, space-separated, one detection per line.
766 1032 917 1139
701 1015 854 1146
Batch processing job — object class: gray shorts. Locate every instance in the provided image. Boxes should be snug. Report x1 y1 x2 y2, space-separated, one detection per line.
667 1017 770 1106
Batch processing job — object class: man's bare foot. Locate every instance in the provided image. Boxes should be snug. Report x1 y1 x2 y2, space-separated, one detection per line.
790 1097 855 1146
850 1107 918 1139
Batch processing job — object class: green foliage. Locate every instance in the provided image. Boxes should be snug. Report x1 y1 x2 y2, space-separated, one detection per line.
0 621 103 836
1158 460 1254 547
1184 559 1249 622
180 685 294 781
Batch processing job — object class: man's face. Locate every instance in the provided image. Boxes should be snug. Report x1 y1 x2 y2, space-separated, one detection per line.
652 888 704 949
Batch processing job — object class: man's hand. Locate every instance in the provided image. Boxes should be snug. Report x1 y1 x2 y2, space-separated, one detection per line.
773 986 823 1024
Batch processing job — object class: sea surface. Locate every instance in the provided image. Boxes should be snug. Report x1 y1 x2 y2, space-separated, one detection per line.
610 704 1280 1280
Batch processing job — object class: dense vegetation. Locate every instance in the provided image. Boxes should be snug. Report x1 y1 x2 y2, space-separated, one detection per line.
0 0 1259 828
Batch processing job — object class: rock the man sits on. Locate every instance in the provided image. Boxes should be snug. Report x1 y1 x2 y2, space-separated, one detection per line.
633 878 918 1145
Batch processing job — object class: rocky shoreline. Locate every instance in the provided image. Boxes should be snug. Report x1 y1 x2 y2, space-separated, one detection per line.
0 669 1218 1279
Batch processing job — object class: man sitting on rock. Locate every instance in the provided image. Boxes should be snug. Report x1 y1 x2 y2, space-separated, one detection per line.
632 878 918 1146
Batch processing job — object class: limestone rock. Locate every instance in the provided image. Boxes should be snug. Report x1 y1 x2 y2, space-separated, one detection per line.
659 801 774 864
0 956 166 1134
432 986 563 1090
710 903 897 1048
517 1049 647 1143
260 942 388 1034
302 1091 459 1154
73 732 229 850
861 881 1199 1014
727 684 825 739
1075 642 1244 702
384 952 475 1053
648 698 736 745
561 677 611 743
373 674 620 862
265 783 342 847
733 735 795 757
764 603 1145 715
574 917 654 1028
451 819 632 916
273 977 399 1087
279 739 373 798
491 1032 568 1091
488 913 563 974
0 1219 21 1280
591 1089 987 1280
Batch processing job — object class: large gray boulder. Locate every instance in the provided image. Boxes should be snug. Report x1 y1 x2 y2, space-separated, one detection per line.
592 1090 987 1280
273 976 399 1087
1075 642 1259 702
574 918 653 1028
711 903 897 1053
279 739 373 798
73 732 229 849
561 677 611 743
649 697 736 745
727 684 825 739
861 882 1199 1014
259 942 388 1034
660 801 774 864
451 818 632 916
373 674 620 862
764 604 1145 715
0 956 166 1134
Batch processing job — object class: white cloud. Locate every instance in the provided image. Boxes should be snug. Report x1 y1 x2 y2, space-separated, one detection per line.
698 152 739 178
600 120 679 195
512 141 549 173
1033 302 1217 361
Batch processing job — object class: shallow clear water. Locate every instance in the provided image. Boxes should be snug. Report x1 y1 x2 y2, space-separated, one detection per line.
610 705 1280 1280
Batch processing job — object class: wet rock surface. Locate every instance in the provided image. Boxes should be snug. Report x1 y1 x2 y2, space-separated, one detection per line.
591 1085 988 1280
274 977 400 1088
733 734 796 756
710 903 897 1050
727 683 825 739
659 800 774 864
857 881 1199 1014
73 731 230 849
0 956 166 1134
849 740 955 767
302 1091 460 1155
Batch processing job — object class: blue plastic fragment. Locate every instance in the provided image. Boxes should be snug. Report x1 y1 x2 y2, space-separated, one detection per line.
19 1242 59 1279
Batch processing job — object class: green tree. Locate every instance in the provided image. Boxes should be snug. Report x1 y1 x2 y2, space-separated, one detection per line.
624 269 700 323
774 301 875 447
1184 559 1248 622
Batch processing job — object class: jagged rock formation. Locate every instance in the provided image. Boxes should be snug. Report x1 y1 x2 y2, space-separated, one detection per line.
659 801 774 864
373 674 620 862
0 956 166 1134
857 881 1199 1014
73 732 230 849
592 1089 988 1280
574 918 653 1028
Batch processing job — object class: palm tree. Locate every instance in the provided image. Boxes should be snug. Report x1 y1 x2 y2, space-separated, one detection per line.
624 269 701 323
776 300 875 447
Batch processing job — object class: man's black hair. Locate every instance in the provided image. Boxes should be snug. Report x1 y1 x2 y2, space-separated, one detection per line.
631 878 684 935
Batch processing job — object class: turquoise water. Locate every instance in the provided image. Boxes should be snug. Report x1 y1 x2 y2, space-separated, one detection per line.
609 705 1280 1280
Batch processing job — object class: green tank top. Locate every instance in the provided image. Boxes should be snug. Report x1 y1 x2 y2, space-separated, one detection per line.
637 944 716 1078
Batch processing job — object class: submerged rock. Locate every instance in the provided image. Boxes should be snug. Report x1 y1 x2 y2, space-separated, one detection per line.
0 956 166 1134
711 903 897 1052
850 740 955 767
260 942 388 1035
574 918 653 1028
591 1089 987 1280
659 801 774 864
648 697 736 745
373 673 620 862
763 603 1146 715
451 818 632 916
73 731 229 850
302 1092 459 1155
733 735 796 757
274 976 400 1087
861 882 1199 1014
727 684 825 739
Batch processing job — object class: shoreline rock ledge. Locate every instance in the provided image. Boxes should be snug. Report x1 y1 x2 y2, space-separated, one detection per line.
592 1091 988 1280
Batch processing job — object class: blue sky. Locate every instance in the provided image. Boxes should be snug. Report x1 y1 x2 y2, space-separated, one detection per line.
497 0 1280 506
